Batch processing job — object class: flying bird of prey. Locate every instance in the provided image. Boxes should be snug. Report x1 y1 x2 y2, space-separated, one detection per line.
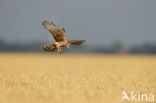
42 21 85 53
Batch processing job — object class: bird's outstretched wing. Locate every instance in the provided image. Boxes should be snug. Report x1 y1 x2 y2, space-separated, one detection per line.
68 40 85 45
42 21 67 42
42 43 57 52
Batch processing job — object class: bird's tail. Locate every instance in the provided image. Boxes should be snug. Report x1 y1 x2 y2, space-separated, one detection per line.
68 40 85 45
42 43 57 52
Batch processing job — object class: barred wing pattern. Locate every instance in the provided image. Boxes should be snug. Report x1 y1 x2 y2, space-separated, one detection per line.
42 44 57 52
42 21 67 42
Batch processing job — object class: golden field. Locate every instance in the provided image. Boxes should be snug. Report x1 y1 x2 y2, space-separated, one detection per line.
0 53 156 103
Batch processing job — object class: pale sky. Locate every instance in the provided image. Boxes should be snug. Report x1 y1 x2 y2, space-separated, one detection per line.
0 0 156 46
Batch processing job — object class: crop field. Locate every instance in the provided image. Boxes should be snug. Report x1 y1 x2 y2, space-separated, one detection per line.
0 53 156 103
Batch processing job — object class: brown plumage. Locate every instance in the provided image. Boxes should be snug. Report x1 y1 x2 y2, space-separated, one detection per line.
42 21 85 53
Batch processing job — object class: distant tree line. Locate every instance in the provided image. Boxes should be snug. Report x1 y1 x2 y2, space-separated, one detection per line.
0 38 156 54
0 38 43 52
